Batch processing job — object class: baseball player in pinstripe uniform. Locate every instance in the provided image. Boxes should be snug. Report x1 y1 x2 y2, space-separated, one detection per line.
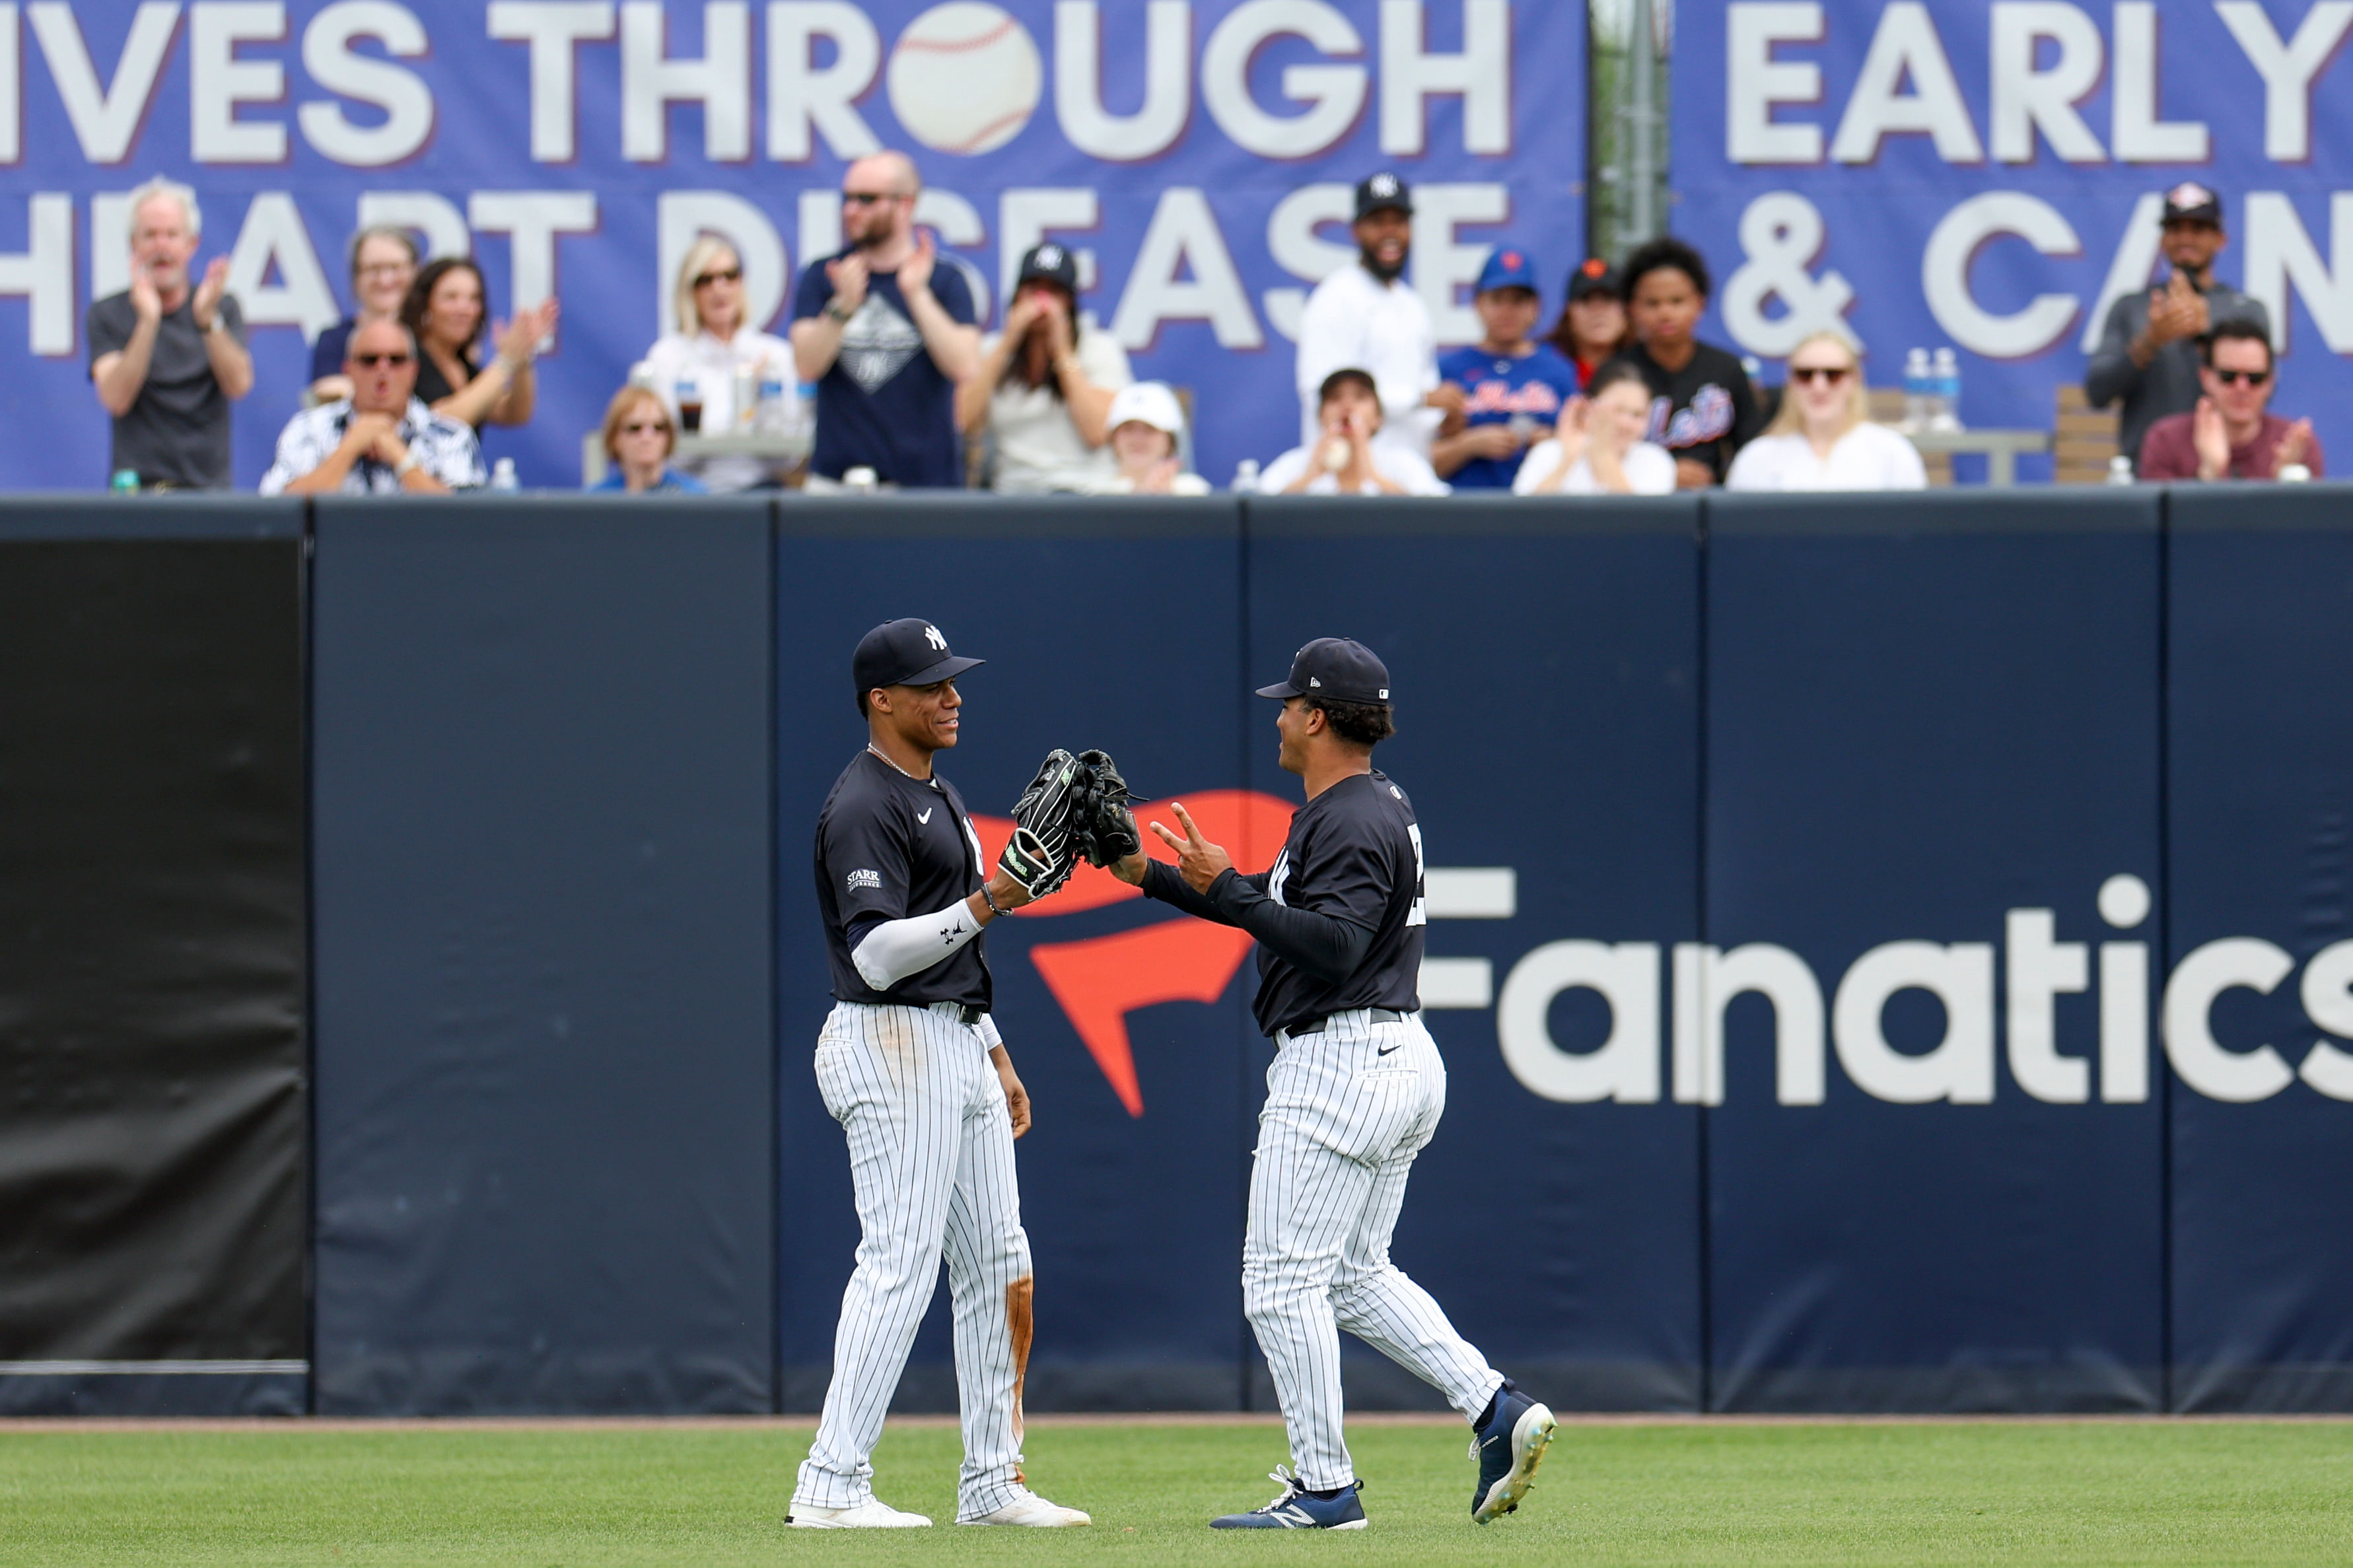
1107 638 1557 1530
788 618 1090 1530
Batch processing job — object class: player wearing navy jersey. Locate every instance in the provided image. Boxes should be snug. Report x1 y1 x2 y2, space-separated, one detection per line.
1110 638 1557 1530
789 617 1090 1531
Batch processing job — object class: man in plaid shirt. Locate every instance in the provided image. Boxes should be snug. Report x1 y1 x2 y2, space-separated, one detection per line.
260 318 482 494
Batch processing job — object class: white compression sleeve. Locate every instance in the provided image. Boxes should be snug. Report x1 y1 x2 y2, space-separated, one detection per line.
851 899 982 992
972 1013 1002 1049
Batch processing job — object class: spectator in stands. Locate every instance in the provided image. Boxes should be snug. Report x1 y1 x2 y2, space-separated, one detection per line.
1432 248 1582 491
1604 237 1764 489
958 242 1132 493
1513 361 1676 496
310 225 418 404
1544 257 1632 390
1090 382 1210 495
791 151 979 489
590 386 709 494
258 318 480 495
402 257 557 436
87 177 251 491
1263 368 1449 496
2086 184 2270 475
1726 330 1927 491
641 236 792 491
1293 172 1450 459
2136 322 2323 483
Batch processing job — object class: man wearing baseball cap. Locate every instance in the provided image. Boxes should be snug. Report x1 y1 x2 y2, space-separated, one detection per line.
1432 247 1582 489
959 240 1134 493
1291 172 1451 460
2086 183 2271 474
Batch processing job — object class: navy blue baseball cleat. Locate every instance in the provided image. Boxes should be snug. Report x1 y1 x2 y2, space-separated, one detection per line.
1209 1466 1368 1530
1469 1379 1557 1523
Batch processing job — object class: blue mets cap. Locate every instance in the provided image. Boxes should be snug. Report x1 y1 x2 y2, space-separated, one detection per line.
854 617 984 697
1475 247 1539 295
1256 638 1391 705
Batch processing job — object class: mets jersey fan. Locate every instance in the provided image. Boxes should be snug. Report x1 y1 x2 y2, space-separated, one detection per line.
1111 636 1557 1530
789 617 1089 1530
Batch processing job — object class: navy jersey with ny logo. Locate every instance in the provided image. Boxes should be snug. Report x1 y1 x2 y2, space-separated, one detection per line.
1251 770 1427 1038
814 750 993 1009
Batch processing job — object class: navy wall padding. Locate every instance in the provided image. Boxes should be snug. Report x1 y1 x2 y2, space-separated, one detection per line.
2167 485 2353 1412
310 499 775 1415
1703 491 2165 1412
774 498 1251 1412
1243 496 1705 1412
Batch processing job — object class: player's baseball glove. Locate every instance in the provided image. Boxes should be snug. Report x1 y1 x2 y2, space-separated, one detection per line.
1072 749 1141 868
1001 749 1085 898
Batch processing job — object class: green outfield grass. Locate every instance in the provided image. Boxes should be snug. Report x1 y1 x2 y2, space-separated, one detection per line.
0 1417 2348 1566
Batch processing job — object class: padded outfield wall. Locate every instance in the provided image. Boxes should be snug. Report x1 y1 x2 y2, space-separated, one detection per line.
3 488 2352 1413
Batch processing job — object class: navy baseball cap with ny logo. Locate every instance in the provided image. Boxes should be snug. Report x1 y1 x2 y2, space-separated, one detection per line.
854 617 985 696
1257 638 1391 704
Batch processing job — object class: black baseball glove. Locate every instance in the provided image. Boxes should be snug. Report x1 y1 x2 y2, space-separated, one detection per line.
1072 748 1142 868
1001 749 1085 898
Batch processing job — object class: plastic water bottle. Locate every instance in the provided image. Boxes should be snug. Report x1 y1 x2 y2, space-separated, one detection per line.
1902 349 1932 433
755 368 788 436
1930 347 1963 432
796 380 819 439
489 457 519 492
1231 458 1261 494
109 469 139 493
732 360 759 431
2106 455 2136 485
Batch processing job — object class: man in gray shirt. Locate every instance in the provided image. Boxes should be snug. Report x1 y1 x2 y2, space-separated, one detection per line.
87 178 252 490
2084 182 2268 474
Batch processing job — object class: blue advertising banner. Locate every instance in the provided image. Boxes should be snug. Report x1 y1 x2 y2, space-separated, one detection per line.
773 497 1256 1410
1244 494 1706 1411
2167 486 2353 1412
1671 2 2353 479
1 1 1580 494
1703 490 2164 1411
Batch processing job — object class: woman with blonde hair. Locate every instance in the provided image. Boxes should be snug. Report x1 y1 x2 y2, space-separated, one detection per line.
641 234 793 491
1726 329 1927 491
591 385 707 494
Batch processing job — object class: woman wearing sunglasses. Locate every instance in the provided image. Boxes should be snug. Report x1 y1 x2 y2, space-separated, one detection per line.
639 236 794 491
1726 329 1926 492
591 386 709 494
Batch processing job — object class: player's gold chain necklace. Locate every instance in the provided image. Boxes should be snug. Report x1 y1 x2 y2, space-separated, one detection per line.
866 743 931 784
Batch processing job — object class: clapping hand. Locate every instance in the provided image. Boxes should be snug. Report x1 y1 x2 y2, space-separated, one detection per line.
824 251 870 312
190 257 230 329
1148 801 1234 894
2278 417 2315 472
2192 394 2231 479
898 228 938 296
2148 271 2208 349
129 259 164 323
495 298 559 364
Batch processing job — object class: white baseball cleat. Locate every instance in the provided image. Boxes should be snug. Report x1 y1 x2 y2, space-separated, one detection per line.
788 1498 932 1528
961 1490 1093 1526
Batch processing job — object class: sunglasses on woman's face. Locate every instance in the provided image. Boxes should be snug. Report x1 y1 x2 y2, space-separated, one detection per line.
1788 364 1852 384
351 352 412 367
693 267 742 287
620 420 671 435
2211 367 2270 387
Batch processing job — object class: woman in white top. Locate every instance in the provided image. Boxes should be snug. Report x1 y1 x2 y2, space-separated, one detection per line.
958 243 1132 493
1090 382 1211 495
1514 361 1677 495
1261 368 1450 496
639 235 794 492
1726 329 1927 491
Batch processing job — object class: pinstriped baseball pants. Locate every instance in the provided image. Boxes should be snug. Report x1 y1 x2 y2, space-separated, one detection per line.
794 1001 1033 1520
1246 1010 1504 1491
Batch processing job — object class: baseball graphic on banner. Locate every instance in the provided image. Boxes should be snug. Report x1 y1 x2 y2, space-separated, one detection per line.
888 3 1043 155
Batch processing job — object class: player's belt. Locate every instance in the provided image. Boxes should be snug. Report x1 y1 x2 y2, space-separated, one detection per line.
1286 1007 1407 1037
923 1000 986 1027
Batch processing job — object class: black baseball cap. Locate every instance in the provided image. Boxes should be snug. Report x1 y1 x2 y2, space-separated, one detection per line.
1354 171 1412 220
854 617 983 697
1016 241 1078 290
2161 182 2223 226
1566 256 1623 302
1256 638 1391 704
